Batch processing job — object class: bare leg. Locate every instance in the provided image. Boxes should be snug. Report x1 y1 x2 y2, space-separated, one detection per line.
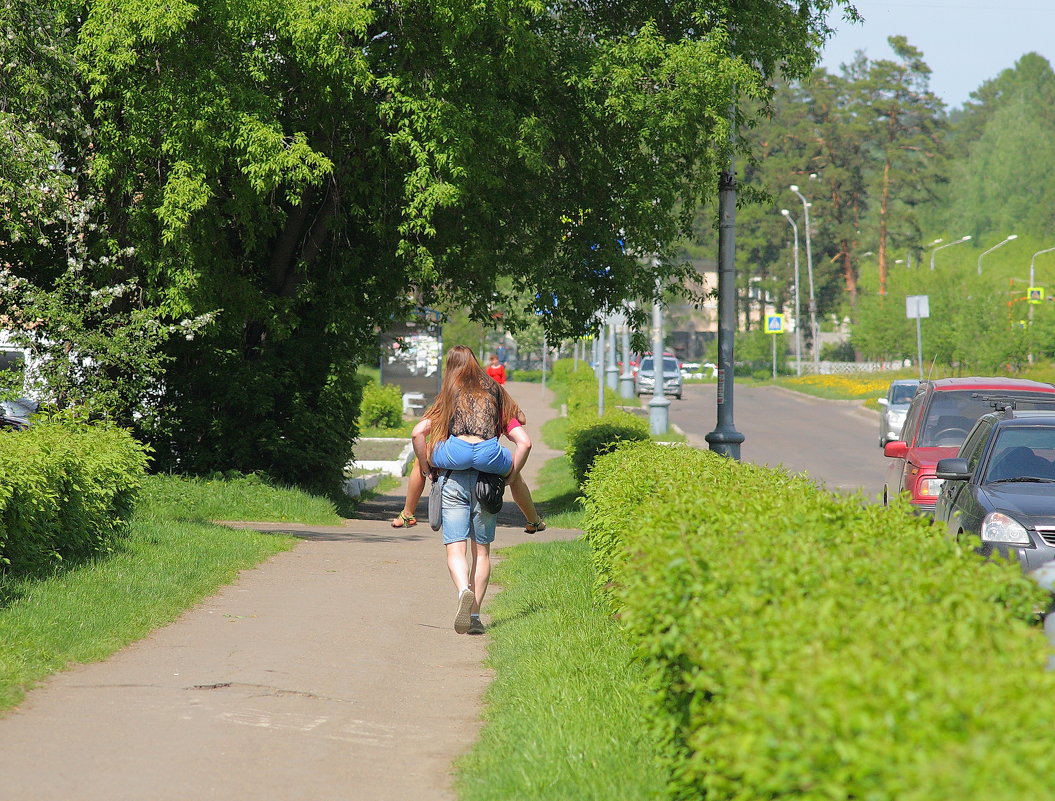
509 472 537 520
468 541 491 613
392 468 426 526
509 473 545 531
446 540 470 592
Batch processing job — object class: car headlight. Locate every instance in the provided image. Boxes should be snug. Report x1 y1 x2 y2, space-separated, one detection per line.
981 511 1031 545
917 477 944 498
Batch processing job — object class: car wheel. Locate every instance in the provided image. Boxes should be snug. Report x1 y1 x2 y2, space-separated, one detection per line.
675 393 682 400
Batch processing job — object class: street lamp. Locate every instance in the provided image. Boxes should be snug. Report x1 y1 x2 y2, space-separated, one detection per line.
789 185 818 370
978 234 1018 275
780 209 803 377
929 235 971 270
1030 246 1055 288
1028 246 1055 363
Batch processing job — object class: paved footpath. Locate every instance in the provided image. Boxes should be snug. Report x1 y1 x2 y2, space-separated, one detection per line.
0 381 576 801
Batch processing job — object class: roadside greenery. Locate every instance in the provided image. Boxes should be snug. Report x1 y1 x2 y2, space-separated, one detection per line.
0 416 149 576
582 441 1055 801
779 373 893 401
456 539 665 801
358 380 404 430
0 474 341 712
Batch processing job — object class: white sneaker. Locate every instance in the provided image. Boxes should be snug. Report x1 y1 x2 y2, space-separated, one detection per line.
454 589 475 634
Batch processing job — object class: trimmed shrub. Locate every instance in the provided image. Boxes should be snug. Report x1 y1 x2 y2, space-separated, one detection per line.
582 442 1055 801
567 411 649 484
0 415 150 575
507 369 542 383
549 359 624 424
359 380 404 429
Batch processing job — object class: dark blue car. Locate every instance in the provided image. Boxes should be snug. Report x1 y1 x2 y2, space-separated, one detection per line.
935 406 1055 575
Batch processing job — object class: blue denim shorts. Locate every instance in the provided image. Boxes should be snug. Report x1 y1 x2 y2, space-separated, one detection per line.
432 436 513 476
439 469 497 546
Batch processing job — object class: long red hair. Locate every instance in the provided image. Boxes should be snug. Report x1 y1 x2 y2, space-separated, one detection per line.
424 345 522 462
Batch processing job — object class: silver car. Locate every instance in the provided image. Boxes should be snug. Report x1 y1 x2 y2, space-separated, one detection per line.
636 354 682 400
877 379 920 447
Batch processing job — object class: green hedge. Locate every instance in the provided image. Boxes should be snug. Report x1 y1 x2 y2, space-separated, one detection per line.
582 441 1055 801
0 416 150 575
359 380 404 429
567 411 649 484
548 359 646 485
507 368 542 383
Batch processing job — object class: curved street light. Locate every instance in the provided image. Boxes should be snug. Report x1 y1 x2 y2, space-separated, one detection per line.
1028 246 1055 363
929 235 972 270
977 234 1017 275
1029 246 1055 288
789 185 818 369
780 209 803 376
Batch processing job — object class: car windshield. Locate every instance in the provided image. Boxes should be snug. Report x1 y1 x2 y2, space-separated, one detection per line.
918 390 1055 447
639 357 678 374
984 426 1055 482
890 384 918 404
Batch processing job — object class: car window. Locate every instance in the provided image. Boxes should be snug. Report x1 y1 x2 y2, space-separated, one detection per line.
983 426 1055 481
890 383 918 404
663 357 678 372
898 391 928 445
959 420 993 471
639 358 653 371
918 390 1055 447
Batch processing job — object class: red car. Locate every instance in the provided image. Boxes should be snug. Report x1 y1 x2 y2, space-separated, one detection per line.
883 377 1055 514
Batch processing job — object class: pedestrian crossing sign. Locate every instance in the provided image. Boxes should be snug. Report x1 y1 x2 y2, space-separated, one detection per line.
1028 287 1044 304
764 314 785 334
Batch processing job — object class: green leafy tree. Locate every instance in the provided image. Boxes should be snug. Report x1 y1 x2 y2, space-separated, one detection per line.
0 1 199 424
852 37 946 297
850 294 914 361
945 53 1055 239
6 0 857 489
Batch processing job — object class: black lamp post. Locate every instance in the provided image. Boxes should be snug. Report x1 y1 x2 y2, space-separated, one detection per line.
705 158 745 459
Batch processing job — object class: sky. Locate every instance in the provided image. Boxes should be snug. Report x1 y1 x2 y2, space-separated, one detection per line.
818 0 1055 110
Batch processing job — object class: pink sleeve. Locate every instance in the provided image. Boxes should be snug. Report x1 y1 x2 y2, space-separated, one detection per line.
505 418 523 434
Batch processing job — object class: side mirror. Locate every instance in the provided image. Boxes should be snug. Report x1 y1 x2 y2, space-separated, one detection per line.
883 440 909 459
936 457 971 481
877 398 889 406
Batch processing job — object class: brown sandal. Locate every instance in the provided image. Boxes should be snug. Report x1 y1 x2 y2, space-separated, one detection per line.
391 511 417 528
525 518 546 534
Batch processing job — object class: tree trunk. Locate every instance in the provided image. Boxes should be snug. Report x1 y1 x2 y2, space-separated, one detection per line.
841 240 858 301
878 159 891 296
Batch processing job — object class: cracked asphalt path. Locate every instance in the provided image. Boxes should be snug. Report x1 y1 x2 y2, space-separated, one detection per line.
0 381 576 801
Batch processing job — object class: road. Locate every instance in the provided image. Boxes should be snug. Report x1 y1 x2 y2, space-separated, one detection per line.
668 382 889 501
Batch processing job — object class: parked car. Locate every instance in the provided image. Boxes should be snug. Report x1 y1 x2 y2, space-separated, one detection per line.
635 353 682 399
883 377 1055 514
877 379 920 447
935 406 1055 574
0 397 37 430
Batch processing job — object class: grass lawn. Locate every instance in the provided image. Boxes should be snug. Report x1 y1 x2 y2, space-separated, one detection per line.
0 474 343 712
533 455 583 529
455 538 665 801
